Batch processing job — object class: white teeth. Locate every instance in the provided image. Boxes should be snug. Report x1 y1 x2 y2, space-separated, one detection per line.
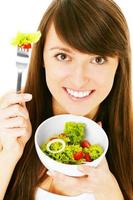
66 88 92 98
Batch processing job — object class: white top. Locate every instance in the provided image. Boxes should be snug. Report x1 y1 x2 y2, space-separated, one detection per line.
35 187 95 200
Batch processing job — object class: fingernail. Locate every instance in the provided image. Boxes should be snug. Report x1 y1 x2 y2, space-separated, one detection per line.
23 94 32 101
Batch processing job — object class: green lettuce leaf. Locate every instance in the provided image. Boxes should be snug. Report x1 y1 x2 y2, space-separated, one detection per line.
64 122 85 144
11 31 41 46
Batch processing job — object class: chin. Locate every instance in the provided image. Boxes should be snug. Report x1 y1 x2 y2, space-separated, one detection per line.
66 108 90 117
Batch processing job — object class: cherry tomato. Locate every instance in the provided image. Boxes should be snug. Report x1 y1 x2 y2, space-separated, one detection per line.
80 140 91 148
73 151 84 160
22 43 31 49
84 153 92 162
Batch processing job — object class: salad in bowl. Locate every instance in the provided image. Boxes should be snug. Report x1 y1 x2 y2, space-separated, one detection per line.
40 122 104 165
35 114 109 177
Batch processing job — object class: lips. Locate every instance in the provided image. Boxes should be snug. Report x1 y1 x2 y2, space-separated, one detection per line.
65 87 95 99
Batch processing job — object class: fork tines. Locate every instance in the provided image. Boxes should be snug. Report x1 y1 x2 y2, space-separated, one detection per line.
16 47 30 71
16 47 30 92
17 47 29 57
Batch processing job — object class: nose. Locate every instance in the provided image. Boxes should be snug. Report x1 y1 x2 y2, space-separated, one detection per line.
70 64 89 89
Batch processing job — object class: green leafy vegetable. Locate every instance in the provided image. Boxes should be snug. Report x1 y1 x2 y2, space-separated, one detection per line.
64 122 85 144
88 144 104 160
40 121 104 165
11 31 41 47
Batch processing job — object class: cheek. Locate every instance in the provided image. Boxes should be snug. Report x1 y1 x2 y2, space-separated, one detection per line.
45 64 70 83
94 69 117 93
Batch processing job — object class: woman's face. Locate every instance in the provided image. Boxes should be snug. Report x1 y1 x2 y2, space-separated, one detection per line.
43 24 119 117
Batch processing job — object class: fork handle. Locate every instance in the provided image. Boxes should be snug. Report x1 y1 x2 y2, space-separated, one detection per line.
16 72 22 93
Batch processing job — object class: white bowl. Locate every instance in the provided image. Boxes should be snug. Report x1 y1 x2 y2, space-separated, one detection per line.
35 114 109 177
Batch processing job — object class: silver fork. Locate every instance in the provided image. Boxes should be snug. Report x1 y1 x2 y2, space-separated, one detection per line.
16 47 30 93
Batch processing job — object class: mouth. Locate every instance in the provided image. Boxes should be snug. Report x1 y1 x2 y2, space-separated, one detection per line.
64 87 95 101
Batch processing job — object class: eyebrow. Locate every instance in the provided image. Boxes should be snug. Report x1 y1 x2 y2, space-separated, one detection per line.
49 46 75 54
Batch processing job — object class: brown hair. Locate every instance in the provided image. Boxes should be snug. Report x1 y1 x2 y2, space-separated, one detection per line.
5 0 133 199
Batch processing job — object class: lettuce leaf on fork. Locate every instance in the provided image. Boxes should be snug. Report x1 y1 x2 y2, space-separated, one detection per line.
11 31 41 47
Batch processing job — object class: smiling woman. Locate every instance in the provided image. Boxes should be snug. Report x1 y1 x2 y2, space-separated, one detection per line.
43 24 119 117
0 0 133 200
0 0 132 97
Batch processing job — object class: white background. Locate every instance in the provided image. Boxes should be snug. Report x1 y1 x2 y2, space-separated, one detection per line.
0 0 132 97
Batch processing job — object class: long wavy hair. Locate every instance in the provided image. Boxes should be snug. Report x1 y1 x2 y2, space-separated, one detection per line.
5 0 133 199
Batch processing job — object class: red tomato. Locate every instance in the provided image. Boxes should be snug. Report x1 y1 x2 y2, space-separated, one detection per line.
80 140 91 148
22 43 31 49
84 153 92 162
73 151 84 160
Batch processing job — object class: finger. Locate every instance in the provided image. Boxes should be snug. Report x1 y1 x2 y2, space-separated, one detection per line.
0 129 27 151
0 93 32 109
46 170 78 191
47 170 65 178
0 104 29 120
0 127 28 138
0 127 31 146
98 157 109 169
78 157 109 175
47 170 56 176
47 170 84 185
46 170 93 195
0 117 27 128
47 170 73 181
78 165 94 175
97 121 102 127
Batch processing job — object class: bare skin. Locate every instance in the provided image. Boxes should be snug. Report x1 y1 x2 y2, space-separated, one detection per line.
43 24 119 117
0 91 32 200
0 24 123 200
0 94 124 200
43 158 124 200
40 24 124 199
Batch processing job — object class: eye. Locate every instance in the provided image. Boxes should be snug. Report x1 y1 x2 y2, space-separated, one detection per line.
91 56 107 65
54 53 71 62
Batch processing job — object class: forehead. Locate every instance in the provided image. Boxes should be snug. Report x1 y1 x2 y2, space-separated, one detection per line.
44 24 70 49
44 23 119 61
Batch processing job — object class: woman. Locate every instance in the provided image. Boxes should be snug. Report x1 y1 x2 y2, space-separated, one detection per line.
0 0 132 199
